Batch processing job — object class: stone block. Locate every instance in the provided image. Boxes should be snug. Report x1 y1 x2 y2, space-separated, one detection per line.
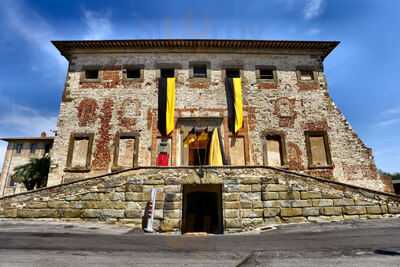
160 219 180 232
333 199 355 206
224 209 239 218
291 200 312 208
81 209 99 218
280 208 303 217
61 209 82 218
125 192 144 201
366 205 382 214
241 209 263 218
263 217 282 225
263 208 280 217
263 200 291 208
17 209 59 218
262 192 279 200
388 204 400 214
240 177 260 184
164 209 180 219
223 193 240 201
47 201 69 209
224 218 242 228
110 192 125 201
125 209 144 218
320 207 342 216
265 184 288 192
312 199 333 207
251 184 262 192
343 215 360 221
343 206 366 215
224 201 240 209
321 192 344 199
252 201 263 209
303 207 320 216
239 185 252 192
26 202 48 209
163 201 181 210
102 209 125 218
279 191 300 200
282 216 307 224
3 209 17 218
164 193 182 202
126 184 143 192
240 201 252 209
301 191 321 199
164 185 181 193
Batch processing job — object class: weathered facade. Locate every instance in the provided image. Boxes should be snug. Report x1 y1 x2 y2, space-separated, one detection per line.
0 135 53 196
1 39 397 233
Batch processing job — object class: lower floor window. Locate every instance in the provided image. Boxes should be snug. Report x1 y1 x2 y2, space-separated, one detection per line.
264 133 286 167
113 132 139 169
66 133 94 170
305 131 332 167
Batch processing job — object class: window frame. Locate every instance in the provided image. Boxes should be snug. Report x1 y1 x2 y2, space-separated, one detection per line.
123 64 144 81
65 133 94 172
30 143 37 154
112 132 140 170
15 143 23 154
189 61 210 80
304 131 333 169
263 131 288 167
256 65 277 83
296 66 318 83
81 66 102 82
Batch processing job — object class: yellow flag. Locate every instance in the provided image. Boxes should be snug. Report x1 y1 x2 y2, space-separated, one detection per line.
208 128 223 166
166 77 175 135
232 78 243 133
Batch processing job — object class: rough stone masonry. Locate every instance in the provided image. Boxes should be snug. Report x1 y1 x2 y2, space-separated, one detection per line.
0 39 398 233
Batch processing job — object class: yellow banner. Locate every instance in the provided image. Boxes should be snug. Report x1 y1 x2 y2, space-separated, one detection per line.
166 77 175 135
233 78 243 133
208 128 223 166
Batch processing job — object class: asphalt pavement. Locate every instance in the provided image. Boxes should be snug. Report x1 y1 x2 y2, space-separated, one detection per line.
0 218 399 266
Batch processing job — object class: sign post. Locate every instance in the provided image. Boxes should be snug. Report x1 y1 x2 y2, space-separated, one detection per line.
144 188 158 232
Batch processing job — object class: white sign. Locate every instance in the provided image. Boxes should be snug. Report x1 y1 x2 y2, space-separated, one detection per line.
144 188 158 232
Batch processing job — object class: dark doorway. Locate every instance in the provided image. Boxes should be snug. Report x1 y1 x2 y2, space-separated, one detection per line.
188 139 209 165
182 184 223 234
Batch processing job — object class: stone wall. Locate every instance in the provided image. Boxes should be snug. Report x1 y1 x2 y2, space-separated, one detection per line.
48 50 384 192
2 167 400 233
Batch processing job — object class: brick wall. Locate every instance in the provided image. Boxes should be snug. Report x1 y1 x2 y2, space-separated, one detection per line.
48 51 385 192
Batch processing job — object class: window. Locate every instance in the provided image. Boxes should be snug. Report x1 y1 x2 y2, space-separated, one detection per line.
156 137 172 166
30 143 37 154
113 132 139 169
305 131 332 168
44 144 52 154
126 68 141 79
85 69 99 80
161 68 175 78
226 69 240 78
15 143 23 154
8 175 16 187
299 70 314 81
229 136 245 165
264 134 286 167
193 64 207 78
259 69 274 80
66 133 94 171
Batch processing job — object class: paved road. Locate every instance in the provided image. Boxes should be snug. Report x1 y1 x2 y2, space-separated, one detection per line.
0 218 400 266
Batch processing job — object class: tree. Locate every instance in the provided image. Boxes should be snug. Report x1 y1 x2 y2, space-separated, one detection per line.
11 156 50 191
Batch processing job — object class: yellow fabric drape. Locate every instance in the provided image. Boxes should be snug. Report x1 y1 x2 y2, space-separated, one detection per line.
232 78 243 133
166 77 175 135
208 128 223 166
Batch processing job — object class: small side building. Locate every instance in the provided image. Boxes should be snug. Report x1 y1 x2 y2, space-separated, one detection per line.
0 134 53 196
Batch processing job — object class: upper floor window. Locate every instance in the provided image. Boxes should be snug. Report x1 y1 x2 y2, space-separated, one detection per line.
193 64 207 78
85 69 99 80
305 131 332 168
226 69 240 78
256 66 276 81
297 67 316 82
126 68 141 79
161 68 175 78
30 143 37 154
15 143 23 154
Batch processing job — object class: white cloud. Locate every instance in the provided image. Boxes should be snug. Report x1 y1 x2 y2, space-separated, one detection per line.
382 107 400 116
306 28 321 35
0 0 67 68
83 10 113 40
0 104 57 137
376 118 400 127
304 0 324 20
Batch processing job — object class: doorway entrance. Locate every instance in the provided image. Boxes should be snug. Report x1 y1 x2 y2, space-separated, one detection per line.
182 184 223 234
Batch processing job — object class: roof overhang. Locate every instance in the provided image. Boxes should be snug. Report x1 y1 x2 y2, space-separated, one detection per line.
52 39 340 61
1 137 54 142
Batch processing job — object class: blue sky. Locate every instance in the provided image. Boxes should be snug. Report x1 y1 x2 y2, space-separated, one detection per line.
0 0 399 172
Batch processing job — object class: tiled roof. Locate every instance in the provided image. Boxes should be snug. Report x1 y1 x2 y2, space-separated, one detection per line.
52 39 340 59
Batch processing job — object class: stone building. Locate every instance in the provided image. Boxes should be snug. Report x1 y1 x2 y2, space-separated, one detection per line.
0 134 53 196
1 39 399 234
